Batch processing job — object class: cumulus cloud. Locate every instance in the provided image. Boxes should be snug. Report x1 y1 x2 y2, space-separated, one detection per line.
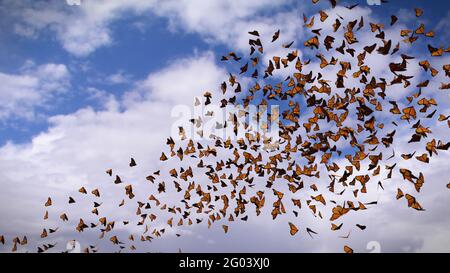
4 0 299 56
0 62 70 120
105 71 131 85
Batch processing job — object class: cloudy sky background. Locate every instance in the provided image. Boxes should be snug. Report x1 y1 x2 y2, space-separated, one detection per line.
0 0 449 253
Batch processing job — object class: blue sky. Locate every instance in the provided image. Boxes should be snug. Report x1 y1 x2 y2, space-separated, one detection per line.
0 3 211 143
0 0 450 253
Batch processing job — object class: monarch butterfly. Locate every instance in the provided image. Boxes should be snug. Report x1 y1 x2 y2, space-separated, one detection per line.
405 194 424 211
91 188 100 197
40 229 47 238
428 44 443 56
306 228 318 238
344 245 354 253
312 194 326 205
319 10 328 22
129 158 136 167
271 30 280 42
288 222 299 236
330 205 349 221
110 236 119 245
114 175 122 184
415 153 429 163
60 213 68 221
396 188 405 200
415 8 423 17
44 197 52 207
222 225 229 234
76 219 88 232
304 36 319 49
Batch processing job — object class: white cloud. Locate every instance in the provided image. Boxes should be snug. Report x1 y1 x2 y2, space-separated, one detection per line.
6 0 298 56
128 52 225 104
153 0 301 51
0 62 70 120
106 72 129 85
